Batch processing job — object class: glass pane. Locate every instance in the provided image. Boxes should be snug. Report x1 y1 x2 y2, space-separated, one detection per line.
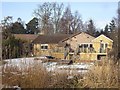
41 46 44 49
100 44 104 48
45 46 48 49
90 44 93 47
105 43 107 48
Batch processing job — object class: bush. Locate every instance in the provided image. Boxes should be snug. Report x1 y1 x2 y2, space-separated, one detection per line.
2 62 50 88
2 60 78 88
77 60 119 88
2 59 119 88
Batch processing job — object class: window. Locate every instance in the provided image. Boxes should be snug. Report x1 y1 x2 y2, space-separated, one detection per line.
105 43 108 48
44 46 48 49
100 43 104 48
84 44 88 48
41 46 44 49
79 45 82 48
90 44 93 48
100 43 104 53
81 44 83 47
41 44 48 50
100 40 103 42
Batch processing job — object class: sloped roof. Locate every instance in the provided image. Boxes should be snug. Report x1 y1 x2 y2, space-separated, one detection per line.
77 32 95 43
33 34 70 44
60 32 82 42
92 34 113 42
13 34 38 42
61 32 95 43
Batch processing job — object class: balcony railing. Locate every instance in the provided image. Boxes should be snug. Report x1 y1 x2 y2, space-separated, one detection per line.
79 47 96 53
52 48 64 53
52 47 107 54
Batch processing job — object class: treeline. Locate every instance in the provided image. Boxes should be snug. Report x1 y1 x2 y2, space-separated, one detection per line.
1 2 119 60
2 27 31 59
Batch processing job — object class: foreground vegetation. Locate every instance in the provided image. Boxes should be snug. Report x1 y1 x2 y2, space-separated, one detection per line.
2 59 119 88
80 60 119 88
0 61 7 66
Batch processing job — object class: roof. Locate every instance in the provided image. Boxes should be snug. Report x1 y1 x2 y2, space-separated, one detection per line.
33 34 70 44
61 32 95 43
92 34 113 42
13 34 38 42
60 32 82 42
78 32 95 43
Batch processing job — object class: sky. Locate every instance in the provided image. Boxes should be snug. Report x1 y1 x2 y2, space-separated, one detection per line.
1 1 118 29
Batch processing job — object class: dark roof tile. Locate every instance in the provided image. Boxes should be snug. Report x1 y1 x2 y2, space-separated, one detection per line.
33 34 70 44
13 34 38 42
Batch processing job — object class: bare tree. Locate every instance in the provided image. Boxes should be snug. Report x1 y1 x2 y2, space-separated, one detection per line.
60 5 73 34
71 11 84 33
33 2 84 35
51 2 64 34
33 2 53 34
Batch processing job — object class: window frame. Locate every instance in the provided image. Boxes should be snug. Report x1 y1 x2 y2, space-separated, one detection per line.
41 44 48 50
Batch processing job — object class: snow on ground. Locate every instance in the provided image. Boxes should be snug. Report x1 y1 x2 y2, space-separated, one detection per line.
4 57 42 68
3 57 94 73
2 57 94 88
3 57 42 73
44 62 94 73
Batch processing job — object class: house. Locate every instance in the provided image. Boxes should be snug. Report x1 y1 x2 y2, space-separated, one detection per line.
32 34 70 58
92 34 113 60
61 32 113 60
32 32 113 60
61 32 95 51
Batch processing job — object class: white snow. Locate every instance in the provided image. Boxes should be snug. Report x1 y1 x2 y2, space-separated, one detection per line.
3 57 94 73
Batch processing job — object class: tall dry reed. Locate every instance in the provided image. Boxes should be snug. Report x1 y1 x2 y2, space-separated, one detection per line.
77 59 119 88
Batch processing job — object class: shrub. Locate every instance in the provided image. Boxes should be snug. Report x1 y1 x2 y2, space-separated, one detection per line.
77 60 119 88
2 60 77 88
2 61 50 88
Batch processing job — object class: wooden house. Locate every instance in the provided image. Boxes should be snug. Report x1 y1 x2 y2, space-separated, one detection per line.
61 32 113 60
32 32 113 60
32 34 70 58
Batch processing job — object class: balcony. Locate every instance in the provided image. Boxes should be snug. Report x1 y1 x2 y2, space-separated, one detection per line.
79 47 96 53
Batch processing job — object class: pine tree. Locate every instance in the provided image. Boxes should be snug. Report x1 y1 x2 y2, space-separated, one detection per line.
109 20 116 32
104 24 109 37
26 17 39 34
86 19 96 36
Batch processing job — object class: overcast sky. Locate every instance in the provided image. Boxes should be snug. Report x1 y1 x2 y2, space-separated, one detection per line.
1 1 118 29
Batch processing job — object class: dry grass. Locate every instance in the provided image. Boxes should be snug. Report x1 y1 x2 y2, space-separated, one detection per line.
2 62 51 88
77 60 119 88
2 60 77 88
2 59 119 88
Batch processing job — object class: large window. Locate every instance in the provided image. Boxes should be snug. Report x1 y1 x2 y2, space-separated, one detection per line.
105 43 108 48
90 44 93 48
79 43 93 53
100 43 108 53
41 44 48 50
100 43 104 48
